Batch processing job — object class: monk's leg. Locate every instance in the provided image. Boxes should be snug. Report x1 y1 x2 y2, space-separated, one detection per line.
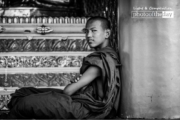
7 91 74 119
8 87 63 110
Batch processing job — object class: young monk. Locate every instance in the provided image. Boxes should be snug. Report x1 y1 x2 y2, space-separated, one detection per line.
6 16 121 119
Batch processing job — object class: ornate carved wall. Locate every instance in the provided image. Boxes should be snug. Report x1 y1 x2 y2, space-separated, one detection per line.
0 16 90 110
0 0 84 17
0 0 118 112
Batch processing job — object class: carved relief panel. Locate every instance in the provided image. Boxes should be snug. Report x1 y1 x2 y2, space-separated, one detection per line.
0 16 90 110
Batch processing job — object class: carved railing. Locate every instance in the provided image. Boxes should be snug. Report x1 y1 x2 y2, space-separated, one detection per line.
0 17 87 24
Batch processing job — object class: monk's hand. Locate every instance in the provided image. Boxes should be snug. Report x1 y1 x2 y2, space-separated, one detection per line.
70 74 82 84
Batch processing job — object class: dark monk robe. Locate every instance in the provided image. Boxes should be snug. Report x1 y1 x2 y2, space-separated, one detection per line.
7 47 121 119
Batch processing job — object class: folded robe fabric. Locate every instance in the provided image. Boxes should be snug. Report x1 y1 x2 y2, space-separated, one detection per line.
7 47 121 119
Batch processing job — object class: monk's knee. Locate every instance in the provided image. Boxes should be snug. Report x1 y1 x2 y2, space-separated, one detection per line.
19 95 38 110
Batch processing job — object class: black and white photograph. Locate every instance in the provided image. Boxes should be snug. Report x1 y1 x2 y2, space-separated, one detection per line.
0 0 179 119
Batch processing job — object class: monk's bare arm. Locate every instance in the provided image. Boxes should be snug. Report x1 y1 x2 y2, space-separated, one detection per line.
63 66 101 96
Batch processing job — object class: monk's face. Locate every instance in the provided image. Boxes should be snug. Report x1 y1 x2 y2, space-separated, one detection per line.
85 20 108 49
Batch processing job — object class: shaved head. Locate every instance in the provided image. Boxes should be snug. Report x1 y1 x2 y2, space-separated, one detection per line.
86 16 111 30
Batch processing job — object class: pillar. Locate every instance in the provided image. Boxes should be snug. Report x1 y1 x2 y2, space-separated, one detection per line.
118 0 180 119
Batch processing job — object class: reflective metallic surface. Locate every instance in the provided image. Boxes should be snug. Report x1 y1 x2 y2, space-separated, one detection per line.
118 0 180 119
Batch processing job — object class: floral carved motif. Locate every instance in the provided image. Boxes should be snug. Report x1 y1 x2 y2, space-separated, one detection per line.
0 95 11 110
0 56 84 68
0 73 79 87
0 39 92 52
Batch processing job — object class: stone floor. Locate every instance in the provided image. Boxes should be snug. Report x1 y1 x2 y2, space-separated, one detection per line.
0 111 179 120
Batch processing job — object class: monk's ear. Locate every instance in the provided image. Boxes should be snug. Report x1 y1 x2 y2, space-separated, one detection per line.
105 29 111 38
